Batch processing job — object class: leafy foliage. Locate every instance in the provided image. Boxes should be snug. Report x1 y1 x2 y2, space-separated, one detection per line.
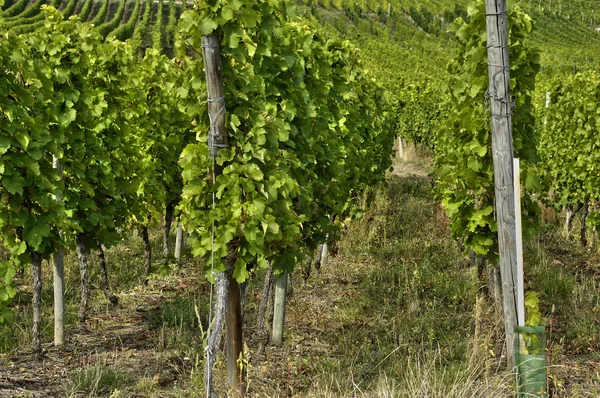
435 0 541 258
177 0 395 281
0 7 192 320
539 70 600 227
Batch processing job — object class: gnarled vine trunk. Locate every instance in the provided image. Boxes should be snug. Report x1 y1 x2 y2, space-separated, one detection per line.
142 225 152 285
581 202 589 247
565 203 583 240
204 271 228 398
76 234 90 325
163 201 175 259
302 255 313 282
97 242 118 306
31 252 43 358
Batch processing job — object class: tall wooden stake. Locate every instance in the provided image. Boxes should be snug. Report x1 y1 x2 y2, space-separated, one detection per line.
485 0 519 369
201 31 245 397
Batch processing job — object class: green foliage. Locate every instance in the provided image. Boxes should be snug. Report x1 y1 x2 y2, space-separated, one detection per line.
134 48 193 229
0 8 191 320
525 291 542 327
0 7 71 318
177 0 395 281
435 0 541 259
0 261 16 323
539 71 600 219
522 291 544 355
26 10 191 254
23 11 141 250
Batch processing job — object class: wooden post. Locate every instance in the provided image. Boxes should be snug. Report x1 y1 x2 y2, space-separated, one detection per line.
226 277 244 394
201 31 245 396
53 249 65 346
52 156 65 347
397 136 404 160
320 240 329 268
271 271 288 345
174 223 183 260
484 0 519 369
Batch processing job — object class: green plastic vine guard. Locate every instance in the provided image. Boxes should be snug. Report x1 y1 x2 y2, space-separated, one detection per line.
514 325 547 397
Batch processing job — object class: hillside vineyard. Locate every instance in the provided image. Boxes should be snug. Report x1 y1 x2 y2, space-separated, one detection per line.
1 0 600 396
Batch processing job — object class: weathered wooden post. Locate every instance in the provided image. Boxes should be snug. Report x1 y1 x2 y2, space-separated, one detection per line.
484 0 519 368
201 31 245 397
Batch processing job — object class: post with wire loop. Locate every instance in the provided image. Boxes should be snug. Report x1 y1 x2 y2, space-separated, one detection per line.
200 32 245 397
484 0 519 370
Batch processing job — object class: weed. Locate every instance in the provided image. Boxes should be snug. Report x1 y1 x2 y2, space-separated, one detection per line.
63 362 132 397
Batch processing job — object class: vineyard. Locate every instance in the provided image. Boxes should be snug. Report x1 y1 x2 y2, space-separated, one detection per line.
1 0 600 396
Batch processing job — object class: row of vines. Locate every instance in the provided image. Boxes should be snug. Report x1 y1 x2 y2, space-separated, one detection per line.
0 0 397 394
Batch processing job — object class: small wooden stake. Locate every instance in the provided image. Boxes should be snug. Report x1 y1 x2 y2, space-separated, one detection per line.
271 271 288 345
174 223 183 260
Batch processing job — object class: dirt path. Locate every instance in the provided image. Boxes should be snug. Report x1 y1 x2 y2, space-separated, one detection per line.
0 272 204 397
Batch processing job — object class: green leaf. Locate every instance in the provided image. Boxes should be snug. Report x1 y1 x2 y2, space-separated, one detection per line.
2 175 24 196
199 18 218 35
177 87 189 99
58 108 76 127
24 223 51 251
0 137 10 156
221 6 233 21
233 257 249 282
16 133 30 151
246 164 263 181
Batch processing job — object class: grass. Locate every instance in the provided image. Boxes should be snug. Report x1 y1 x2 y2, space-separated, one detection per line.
64 362 132 397
1 158 600 396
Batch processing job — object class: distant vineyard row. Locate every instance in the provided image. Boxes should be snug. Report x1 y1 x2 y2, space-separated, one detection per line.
0 0 188 55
